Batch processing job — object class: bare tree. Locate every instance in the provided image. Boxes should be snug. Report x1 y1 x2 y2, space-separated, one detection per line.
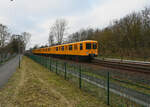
67 28 93 43
0 24 10 48
50 19 68 45
48 30 54 46
21 32 31 49
33 44 39 49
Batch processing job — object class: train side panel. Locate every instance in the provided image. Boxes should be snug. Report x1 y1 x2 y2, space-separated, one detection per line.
32 40 98 58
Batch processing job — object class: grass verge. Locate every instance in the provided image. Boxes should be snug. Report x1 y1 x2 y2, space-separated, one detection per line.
0 56 107 107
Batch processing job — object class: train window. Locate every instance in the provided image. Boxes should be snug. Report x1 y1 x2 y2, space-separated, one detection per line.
93 43 97 49
56 47 58 51
86 43 91 49
69 45 72 50
74 44 78 50
80 44 83 50
48 48 51 51
62 46 64 51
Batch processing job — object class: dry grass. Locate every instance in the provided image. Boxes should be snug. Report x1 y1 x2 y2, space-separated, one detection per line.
0 56 107 107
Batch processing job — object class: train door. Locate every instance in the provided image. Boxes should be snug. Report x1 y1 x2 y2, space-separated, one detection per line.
64 45 68 56
74 44 78 55
80 43 83 56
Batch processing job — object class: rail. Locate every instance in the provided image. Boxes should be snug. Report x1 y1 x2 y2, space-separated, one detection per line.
92 58 150 74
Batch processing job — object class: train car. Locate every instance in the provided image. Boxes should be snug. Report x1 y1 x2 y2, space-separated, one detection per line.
32 40 98 61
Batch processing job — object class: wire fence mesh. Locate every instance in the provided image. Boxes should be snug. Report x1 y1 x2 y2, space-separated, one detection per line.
26 54 150 107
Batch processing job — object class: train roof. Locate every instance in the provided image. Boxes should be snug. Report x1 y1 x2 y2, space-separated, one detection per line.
34 40 97 50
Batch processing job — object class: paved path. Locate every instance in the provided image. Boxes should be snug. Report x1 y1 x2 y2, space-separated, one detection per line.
0 55 20 88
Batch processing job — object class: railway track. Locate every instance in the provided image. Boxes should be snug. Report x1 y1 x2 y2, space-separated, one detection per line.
34 54 150 74
92 59 150 74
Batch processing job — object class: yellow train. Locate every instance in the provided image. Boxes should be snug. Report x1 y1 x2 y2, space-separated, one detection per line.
32 40 98 61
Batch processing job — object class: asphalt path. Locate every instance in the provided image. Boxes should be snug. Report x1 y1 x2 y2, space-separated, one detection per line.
0 55 20 88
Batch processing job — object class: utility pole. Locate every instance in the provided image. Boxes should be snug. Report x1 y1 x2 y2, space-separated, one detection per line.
17 35 21 69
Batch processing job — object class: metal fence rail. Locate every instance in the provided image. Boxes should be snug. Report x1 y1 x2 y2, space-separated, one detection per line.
27 55 150 107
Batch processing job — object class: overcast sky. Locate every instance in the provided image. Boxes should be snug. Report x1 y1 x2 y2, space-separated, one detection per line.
0 0 150 49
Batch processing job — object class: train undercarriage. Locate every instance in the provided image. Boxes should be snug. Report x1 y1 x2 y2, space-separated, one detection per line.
34 53 96 62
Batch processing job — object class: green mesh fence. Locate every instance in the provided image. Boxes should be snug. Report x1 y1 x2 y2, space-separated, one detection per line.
26 54 150 107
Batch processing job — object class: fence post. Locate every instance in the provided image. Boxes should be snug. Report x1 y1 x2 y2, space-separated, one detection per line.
79 65 82 89
107 72 110 105
19 55 21 69
42 56 43 65
43 56 45 66
74 64 76 72
64 62 67 80
46 57 48 69
49 57 50 71
44 56 46 68
45 57 47 68
41 56 42 65
40 56 42 65
43 56 44 66
56 61 57 74
50 59 52 71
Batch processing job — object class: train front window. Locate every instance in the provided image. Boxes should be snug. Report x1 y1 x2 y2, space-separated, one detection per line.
80 44 83 50
93 43 97 49
86 43 91 49
69 45 72 50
